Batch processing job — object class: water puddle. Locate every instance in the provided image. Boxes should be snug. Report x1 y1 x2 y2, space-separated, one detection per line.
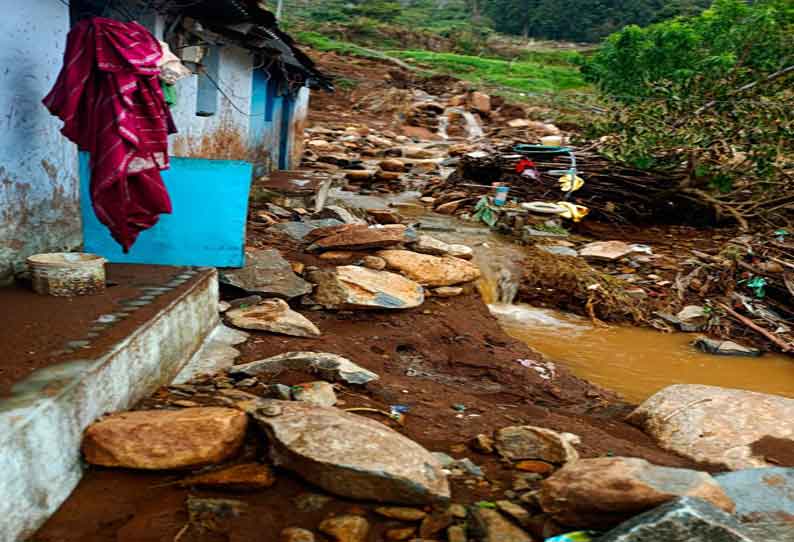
329 190 794 403
490 303 794 403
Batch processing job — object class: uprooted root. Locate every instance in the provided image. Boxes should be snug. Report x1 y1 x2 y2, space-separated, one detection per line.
517 246 651 324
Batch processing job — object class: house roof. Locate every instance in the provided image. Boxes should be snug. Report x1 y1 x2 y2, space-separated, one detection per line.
165 0 333 91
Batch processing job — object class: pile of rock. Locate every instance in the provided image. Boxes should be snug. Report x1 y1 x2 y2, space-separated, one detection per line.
302 223 481 309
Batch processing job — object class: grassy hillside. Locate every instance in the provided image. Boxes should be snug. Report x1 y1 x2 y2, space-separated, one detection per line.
297 31 588 97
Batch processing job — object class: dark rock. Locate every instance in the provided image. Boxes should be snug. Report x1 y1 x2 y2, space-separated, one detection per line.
598 497 754 541
220 248 312 299
693 336 761 357
270 219 343 241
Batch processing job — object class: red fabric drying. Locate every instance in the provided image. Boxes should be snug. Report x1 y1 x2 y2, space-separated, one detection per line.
43 17 176 252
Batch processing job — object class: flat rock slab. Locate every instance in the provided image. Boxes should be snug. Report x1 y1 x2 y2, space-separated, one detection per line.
309 265 424 309
309 225 409 252
377 250 481 287
539 457 734 529
82 407 248 470
225 299 320 337
598 497 754 542
231 351 379 385
715 467 794 523
269 219 343 241
220 248 312 299
579 241 648 261
250 400 450 504
627 384 794 470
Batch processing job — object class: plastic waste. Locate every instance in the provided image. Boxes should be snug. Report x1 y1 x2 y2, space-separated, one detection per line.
545 531 597 542
559 173 585 192
555 202 589 222
522 201 568 214
541 135 563 146
473 196 498 227
494 186 510 206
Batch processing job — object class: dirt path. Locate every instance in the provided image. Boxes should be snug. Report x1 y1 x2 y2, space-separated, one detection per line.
34 48 724 542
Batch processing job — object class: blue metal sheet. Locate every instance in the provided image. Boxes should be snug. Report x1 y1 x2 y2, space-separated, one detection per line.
80 153 252 267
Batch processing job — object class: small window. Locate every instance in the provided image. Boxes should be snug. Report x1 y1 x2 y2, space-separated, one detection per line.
196 47 220 117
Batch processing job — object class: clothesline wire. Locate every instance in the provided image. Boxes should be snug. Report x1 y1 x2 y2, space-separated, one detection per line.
204 71 271 117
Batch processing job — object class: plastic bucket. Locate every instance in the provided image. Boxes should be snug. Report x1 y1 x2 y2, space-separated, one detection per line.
27 253 107 296
494 186 510 206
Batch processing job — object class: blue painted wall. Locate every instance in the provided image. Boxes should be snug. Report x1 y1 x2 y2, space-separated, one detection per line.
81 155 252 267
0 0 81 281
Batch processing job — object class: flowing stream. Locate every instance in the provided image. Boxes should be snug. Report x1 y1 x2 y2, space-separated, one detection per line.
330 190 794 402
437 107 485 140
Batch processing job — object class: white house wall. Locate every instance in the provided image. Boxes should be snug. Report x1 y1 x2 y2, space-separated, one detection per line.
0 0 81 282
169 46 254 162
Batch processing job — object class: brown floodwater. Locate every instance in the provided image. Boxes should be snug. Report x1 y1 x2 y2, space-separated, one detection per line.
490 302 794 403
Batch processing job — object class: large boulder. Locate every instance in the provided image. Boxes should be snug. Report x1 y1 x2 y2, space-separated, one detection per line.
220 248 312 299
377 250 481 287
309 265 424 310
538 457 734 529
249 400 450 504
493 426 580 464
82 408 248 469
225 299 320 337
230 351 379 385
627 384 794 470
308 225 409 252
598 497 754 542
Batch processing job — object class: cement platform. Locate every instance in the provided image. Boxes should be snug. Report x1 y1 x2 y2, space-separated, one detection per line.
0 268 220 541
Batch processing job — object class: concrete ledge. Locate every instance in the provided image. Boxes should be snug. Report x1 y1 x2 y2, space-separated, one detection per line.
0 268 219 541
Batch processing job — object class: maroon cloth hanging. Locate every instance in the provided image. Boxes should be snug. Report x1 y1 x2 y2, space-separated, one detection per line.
44 17 176 252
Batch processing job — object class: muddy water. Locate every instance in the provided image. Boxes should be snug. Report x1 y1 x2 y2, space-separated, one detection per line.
490 303 794 403
329 190 794 403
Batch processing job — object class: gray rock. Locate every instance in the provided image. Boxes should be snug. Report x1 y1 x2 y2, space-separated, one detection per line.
220 248 312 299
291 381 337 407
225 299 321 337
494 426 580 464
598 497 754 542
627 384 794 470
231 351 379 386
539 245 578 257
693 336 761 357
265 203 293 219
677 305 708 332
249 400 450 504
270 219 343 241
523 227 568 239
314 205 366 225
716 467 794 523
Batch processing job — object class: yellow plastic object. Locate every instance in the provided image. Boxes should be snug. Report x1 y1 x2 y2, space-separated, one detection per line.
559 174 585 192
556 202 589 222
